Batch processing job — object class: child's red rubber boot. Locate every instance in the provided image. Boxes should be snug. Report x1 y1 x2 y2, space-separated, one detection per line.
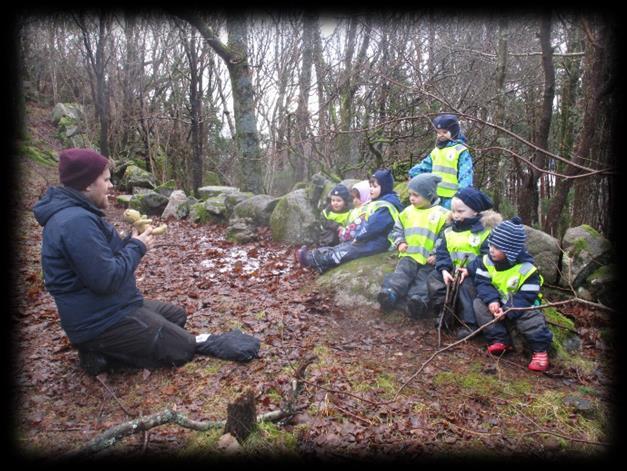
487 342 512 355
528 351 549 372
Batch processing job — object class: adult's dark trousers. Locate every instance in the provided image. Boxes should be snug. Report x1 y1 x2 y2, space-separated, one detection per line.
427 271 477 328
75 299 197 369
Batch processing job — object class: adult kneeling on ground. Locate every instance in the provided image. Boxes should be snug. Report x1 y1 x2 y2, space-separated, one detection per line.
33 148 259 376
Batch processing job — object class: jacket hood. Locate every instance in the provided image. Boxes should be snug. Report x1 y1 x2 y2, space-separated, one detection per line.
33 186 103 227
446 209 502 231
378 191 404 212
371 169 394 196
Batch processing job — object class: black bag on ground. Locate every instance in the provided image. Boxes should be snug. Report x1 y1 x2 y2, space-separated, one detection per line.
195 329 260 362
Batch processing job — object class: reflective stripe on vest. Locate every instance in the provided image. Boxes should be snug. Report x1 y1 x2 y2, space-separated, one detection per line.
364 199 400 225
482 254 540 304
323 208 351 226
398 205 450 264
430 143 466 198
444 226 490 267
361 199 401 245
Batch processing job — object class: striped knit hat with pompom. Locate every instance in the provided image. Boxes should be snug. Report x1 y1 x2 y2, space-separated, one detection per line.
488 216 526 263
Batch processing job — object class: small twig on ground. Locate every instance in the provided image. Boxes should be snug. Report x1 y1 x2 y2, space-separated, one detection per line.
95 374 136 418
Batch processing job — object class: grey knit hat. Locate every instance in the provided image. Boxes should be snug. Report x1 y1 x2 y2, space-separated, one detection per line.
489 216 526 263
408 173 442 202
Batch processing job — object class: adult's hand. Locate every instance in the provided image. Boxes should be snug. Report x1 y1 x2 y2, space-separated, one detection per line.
134 226 155 251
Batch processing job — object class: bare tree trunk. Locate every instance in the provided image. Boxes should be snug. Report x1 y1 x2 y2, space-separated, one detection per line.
542 24 582 236
76 13 111 157
547 18 610 235
181 14 263 193
294 13 315 182
492 18 508 213
518 16 554 226
182 28 204 196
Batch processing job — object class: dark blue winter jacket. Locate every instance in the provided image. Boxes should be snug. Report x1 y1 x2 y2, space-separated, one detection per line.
435 215 488 273
468 249 541 309
33 186 146 345
353 192 404 246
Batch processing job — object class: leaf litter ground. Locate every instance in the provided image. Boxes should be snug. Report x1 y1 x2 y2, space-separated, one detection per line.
12 148 617 462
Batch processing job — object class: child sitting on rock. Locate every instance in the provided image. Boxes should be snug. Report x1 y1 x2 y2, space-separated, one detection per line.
426 187 502 339
338 180 371 243
295 169 403 273
318 183 352 246
467 216 553 372
377 173 450 319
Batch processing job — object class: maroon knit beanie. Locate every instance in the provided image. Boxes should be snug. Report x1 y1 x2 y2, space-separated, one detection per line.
58 148 109 190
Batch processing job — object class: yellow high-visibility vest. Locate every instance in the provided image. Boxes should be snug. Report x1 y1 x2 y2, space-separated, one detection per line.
430 143 467 198
398 205 449 264
443 226 490 267
479 254 542 304
322 208 351 226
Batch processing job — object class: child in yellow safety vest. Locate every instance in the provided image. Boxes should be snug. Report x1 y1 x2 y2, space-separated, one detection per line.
338 180 371 243
467 217 553 372
377 173 450 319
408 114 473 210
426 187 502 340
319 184 352 246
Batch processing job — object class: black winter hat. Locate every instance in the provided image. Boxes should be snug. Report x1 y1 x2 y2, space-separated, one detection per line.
455 187 493 212
330 184 351 205
433 114 460 139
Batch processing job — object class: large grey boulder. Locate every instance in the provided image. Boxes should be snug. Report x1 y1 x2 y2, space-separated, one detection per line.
121 165 156 192
52 103 84 124
224 191 254 218
197 185 240 200
226 217 258 244
524 225 561 285
315 251 398 309
560 225 613 290
161 190 190 220
270 189 320 245
232 195 279 226
129 190 169 216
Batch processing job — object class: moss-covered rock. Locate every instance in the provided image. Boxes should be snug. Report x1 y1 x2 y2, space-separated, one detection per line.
315 251 399 309
129 190 169 216
20 143 57 167
189 202 210 224
115 194 133 207
270 189 320 245
121 164 157 192
232 195 279 226
198 185 240 200
560 225 613 290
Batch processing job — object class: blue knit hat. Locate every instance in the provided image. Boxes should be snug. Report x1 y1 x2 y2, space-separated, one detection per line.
455 187 493 212
329 184 351 205
433 114 460 139
489 216 526 263
408 173 442 203
371 169 394 196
